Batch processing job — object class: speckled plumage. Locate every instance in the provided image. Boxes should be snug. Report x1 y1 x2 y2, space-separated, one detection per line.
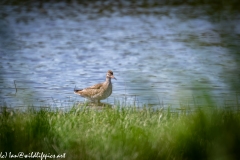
74 70 116 102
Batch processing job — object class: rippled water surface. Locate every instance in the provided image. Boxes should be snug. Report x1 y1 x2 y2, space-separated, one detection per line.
0 2 240 108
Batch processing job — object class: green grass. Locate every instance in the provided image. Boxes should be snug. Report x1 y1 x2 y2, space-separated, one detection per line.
1 105 240 160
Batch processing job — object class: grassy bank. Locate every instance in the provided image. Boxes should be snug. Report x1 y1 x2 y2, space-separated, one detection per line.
1 105 240 160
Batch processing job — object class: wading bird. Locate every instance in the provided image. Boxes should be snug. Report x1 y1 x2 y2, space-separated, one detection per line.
74 70 116 103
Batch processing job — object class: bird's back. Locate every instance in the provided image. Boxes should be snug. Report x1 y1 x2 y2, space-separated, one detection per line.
74 81 112 101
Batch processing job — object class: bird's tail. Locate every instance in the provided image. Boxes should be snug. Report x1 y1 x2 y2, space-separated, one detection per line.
74 86 83 93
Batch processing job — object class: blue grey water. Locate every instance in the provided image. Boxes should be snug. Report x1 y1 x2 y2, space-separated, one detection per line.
0 2 240 108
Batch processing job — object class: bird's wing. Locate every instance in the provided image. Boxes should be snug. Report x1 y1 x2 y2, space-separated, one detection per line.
74 83 103 98
85 83 103 90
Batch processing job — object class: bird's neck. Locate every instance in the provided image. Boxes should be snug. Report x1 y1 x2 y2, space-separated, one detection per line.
105 77 112 83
